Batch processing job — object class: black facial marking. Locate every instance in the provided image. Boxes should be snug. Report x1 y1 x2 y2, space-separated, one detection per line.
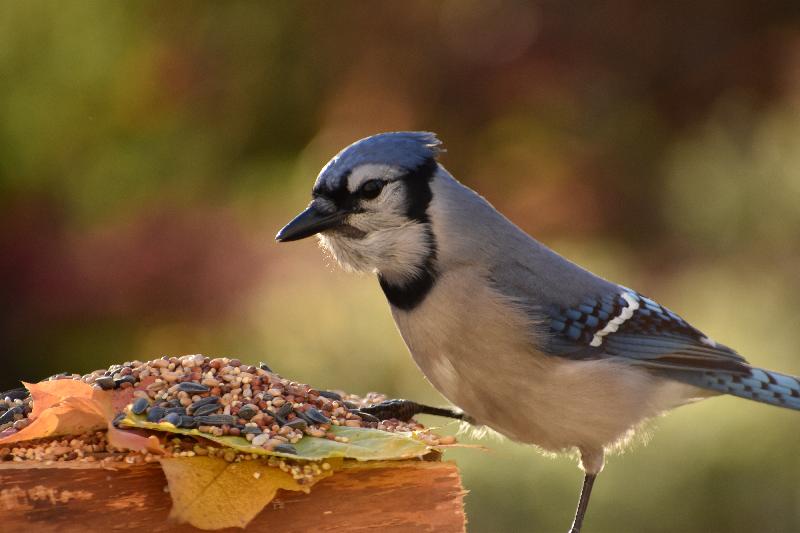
378 157 439 311
313 157 438 219
401 157 437 223
313 169 354 210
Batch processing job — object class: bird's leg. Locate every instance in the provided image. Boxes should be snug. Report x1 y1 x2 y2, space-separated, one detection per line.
568 472 597 533
359 398 472 423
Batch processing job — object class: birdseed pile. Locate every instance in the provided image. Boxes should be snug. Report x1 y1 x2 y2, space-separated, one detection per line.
0 354 455 456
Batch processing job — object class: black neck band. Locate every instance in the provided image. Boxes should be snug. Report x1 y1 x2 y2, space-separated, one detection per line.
377 158 438 311
378 239 437 311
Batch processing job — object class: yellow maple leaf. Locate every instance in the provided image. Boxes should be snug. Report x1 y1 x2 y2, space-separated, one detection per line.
160 456 330 530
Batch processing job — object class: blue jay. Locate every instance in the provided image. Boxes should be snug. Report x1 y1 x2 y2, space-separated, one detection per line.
276 132 800 532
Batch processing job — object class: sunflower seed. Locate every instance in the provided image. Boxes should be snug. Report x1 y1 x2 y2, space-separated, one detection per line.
114 375 137 388
189 396 220 411
305 407 331 425
177 382 210 393
192 403 220 417
131 397 150 415
178 415 197 428
94 376 115 390
273 443 297 455
284 418 307 430
294 410 313 425
318 390 342 401
147 406 166 422
194 414 237 426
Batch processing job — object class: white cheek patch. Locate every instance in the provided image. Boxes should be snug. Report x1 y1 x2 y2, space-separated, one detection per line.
317 217 431 283
374 181 405 210
590 292 640 347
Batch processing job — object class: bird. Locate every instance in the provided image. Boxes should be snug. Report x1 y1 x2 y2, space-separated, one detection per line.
276 131 800 532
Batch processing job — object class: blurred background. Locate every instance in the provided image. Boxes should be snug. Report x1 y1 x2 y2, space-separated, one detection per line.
1 2 799 531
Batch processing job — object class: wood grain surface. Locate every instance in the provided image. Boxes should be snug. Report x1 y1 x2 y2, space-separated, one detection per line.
0 460 466 532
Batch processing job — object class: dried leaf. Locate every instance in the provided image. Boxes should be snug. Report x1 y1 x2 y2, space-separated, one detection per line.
160 456 328 530
25 380 95 419
121 411 430 461
0 380 162 453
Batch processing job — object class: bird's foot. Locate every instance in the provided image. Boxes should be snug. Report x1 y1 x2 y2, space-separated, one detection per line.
360 399 472 423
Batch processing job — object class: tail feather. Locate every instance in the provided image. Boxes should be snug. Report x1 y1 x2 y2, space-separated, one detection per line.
668 367 800 411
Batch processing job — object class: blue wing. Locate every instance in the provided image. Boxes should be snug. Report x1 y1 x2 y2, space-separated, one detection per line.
544 288 750 374
541 287 800 410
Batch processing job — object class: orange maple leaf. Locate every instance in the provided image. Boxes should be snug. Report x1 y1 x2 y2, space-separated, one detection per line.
0 379 162 453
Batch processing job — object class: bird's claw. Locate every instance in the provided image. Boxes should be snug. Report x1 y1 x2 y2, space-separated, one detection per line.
360 398 472 423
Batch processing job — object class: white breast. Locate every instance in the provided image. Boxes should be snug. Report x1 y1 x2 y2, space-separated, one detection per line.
391 268 708 461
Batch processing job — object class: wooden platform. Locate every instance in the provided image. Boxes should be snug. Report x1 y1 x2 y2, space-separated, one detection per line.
0 459 466 532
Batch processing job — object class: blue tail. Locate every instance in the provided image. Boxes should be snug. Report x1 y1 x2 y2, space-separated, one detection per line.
667 367 800 411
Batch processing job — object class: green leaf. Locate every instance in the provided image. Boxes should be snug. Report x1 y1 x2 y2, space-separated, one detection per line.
119 412 431 461
295 425 432 461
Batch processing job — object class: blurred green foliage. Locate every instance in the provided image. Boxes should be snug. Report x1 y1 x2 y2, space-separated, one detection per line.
1 2 800 531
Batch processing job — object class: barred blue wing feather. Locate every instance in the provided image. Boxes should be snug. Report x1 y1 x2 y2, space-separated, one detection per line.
542 287 800 410
546 288 746 370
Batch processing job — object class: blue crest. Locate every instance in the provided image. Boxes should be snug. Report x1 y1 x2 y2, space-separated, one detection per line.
315 132 442 193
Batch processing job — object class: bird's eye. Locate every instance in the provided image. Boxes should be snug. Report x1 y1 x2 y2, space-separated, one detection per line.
359 179 384 200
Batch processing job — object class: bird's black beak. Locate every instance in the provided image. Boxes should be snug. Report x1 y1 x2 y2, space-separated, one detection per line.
275 203 347 242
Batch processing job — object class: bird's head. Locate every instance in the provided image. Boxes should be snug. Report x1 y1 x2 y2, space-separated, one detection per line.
276 132 441 289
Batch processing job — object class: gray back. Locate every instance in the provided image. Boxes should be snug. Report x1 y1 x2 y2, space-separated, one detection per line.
429 168 619 312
